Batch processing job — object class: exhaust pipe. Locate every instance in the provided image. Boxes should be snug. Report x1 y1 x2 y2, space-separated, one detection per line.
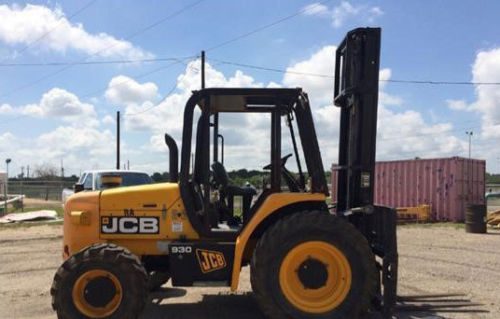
164 133 179 183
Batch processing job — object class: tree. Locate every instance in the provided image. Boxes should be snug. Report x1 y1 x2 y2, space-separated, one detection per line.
486 173 500 184
34 163 59 180
151 172 170 182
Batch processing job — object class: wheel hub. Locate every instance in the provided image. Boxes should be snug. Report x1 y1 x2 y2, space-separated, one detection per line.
84 276 117 308
297 258 328 289
279 241 352 314
72 269 123 318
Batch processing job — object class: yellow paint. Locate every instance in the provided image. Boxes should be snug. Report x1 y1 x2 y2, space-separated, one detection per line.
279 241 352 314
63 191 103 259
64 183 200 258
230 192 326 290
72 269 122 318
65 185 328 294
70 211 91 225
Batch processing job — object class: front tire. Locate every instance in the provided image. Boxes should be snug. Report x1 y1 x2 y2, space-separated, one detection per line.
51 243 148 319
251 211 377 319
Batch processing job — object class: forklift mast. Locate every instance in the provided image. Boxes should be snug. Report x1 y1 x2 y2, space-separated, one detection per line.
334 28 398 317
334 27 381 212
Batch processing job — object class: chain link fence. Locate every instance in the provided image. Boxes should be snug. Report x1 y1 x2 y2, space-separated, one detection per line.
8 180 74 201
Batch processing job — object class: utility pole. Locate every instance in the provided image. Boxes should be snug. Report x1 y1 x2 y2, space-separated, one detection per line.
5 158 11 193
201 50 205 89
26 165 30 179
4 158 11 215
20 166 24 212
116 111 120 170
60 158 64 178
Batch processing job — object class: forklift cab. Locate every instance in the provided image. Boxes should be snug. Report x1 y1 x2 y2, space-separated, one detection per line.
174 88 329 238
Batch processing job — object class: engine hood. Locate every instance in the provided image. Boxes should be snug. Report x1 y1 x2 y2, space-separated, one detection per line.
100 182 180 211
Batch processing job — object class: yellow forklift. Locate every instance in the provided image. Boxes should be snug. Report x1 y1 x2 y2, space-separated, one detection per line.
51 27 397 319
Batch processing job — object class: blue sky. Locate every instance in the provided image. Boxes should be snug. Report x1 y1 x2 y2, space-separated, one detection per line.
0 0 500 177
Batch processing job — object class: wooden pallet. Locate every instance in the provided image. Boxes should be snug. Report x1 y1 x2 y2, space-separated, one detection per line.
396 205 431 223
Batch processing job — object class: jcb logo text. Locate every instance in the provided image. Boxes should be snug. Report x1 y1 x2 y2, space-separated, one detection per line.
196 249 226 273
101 216 159 234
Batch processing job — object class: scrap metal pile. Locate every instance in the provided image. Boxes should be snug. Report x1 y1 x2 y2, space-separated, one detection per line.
487 210 500 228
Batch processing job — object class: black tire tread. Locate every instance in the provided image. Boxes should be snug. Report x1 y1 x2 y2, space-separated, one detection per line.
51 243 147 319
251 211 377 319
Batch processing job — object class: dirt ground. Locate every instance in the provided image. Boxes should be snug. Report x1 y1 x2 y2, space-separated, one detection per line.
0 224 499 319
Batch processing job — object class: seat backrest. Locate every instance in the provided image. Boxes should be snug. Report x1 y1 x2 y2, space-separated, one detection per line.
211 162 229 188
188 181 204 213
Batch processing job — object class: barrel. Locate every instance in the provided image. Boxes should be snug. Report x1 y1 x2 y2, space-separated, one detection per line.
465 204 487 233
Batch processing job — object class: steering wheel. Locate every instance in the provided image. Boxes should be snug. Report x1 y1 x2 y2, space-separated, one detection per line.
263 153 293 170
262 153 302 192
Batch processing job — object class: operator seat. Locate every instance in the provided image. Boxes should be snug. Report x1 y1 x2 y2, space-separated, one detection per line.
211 162 257 223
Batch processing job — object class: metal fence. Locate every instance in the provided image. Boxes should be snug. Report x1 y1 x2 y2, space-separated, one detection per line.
8 180 74 201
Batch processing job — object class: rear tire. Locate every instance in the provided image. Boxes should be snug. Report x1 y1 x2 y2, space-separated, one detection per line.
51 243 148 319
251 211 377 319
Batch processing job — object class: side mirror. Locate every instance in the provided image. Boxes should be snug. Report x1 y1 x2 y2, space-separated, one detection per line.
74 183 84 193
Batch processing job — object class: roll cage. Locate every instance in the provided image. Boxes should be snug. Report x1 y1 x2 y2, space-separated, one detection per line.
177 88 328 238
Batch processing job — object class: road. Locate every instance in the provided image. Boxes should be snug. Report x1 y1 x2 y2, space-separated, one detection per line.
0 224 498 319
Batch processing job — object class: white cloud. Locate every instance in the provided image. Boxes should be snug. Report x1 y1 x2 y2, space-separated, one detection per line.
447 99 469 111
468 48 500 138
2 45 477 175
302 1 384 28
102 115 115 125
303 3 330 16
123 59 264 134
442 47 500 172
0 4 152 59
1 88 98 126
283 45 336 106
282 45 466 166
0 103 14 114
29 88 97 124
379 69 403 106
332 1 361 27
111 49 469 171
377 108 465 159
105 76 159 106
0 132 17 153
37 126 114 157
0 125 120 176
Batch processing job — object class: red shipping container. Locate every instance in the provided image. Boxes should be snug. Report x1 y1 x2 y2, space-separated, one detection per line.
331 157 485 222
